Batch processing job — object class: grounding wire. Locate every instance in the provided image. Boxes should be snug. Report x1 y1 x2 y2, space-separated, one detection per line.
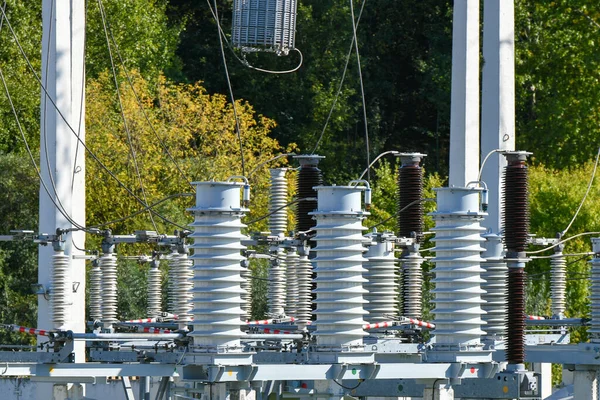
245 197 317 226
350 0 370 182
97 0 195 191
358 150 400 180
561 146 600 237
247 153 295 179
311 0 366 155
527 231 600 255
370 198 435 230
204 0 303 74
0 6 184 230
213 0 246 177
97 0 158 232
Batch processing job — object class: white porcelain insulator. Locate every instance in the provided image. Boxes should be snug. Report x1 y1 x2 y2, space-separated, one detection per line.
241 261 252 321
99 252 118 327
550 251 567 318
269 168 288 237
430 187 487 347
481 234 506 336
51 251 70 328
89 260 102 322
167 251 177 314
188 181 248 351
402 251 424 319
589 243 600 341
364 240 398 321
147 262 162 319
296 253 313 324
268 249 287 316
171 252 194 327
285 248 299 318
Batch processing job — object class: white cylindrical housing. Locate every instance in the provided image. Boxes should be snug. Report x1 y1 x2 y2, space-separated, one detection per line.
311 186 369 350
188 182 248 351
550 248 566 318
296 251 313 324
89 258 102 322
51 250 70 328
171 252 194 329
590 238 600 342
100 252 118 329
430 187 487 347
269 168 288 237
364 236 397 322
285 248 299 318
241 261 252 321
481 233 507 336
268 254 286 316
402 250 424 319
147 260 162 319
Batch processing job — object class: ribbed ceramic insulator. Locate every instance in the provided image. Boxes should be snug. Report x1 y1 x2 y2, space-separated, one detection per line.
295 253 313 324
402 250 423 319
171 253 193 327
398 157 424 242
550 251 566 318
295 158 323 234
51 251 70 328
590 242 600 342
100 252 118 327
268 250 287 316
269 168 288 236
147 261 162 319
503 160 530 252
506 267 526 363
430 188 486 347
188 181 248 350
481 234 507 336
89 259 102 321
311 186 368 350
166 251 177 314
285 249 299 318
364 239 398 322
240 261 252 321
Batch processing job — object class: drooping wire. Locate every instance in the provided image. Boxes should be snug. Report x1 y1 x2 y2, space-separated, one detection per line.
213 0 246 177
247 153 295 179
561 146 600 237
245 197 316 226
478 148 502 181
369 198 436 230
0 6 185 230
310 0 367 155
96 0 195 191
97 0 158 232
527 231 600 255
358 150 400 180
349 0 370 182
204 0 303 74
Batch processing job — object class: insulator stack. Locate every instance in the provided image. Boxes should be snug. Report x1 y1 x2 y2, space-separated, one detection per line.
51 250 70 328
285 248 299 318
294 155 324 234
481 234 507 336
269 168 289 237
240 261 252 321
295 251 313 324
402 249 424 319
502 151 531 365
267 255 287 317
589 239 600 342
99 252 118 328
430 188 486 349
171 252 193 329
550 244 566 318
89 258 102 322
397 153 426 242
188 181 248 351
166 251 177 314
147 259 162 319
311 185 368 350
364 234 397 322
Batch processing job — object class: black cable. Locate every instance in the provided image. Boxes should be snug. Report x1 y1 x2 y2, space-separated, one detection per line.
332 379 363 391
430 379 445 400
370 198 435 230
97 0 195 191
0 6 185 230
97 0 158 232
213 0 246 177
245 198 317 226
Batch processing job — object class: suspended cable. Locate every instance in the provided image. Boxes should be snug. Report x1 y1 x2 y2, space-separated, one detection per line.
0 5 183 230
527 231 600 255
369 198 435 230
357 150 400 180
350 0 370 182
311 0 367 155
245 198 316 226
97 0 158 232
97 0 195 191
478 149 502 181
247 153 295 179
561 146 600 237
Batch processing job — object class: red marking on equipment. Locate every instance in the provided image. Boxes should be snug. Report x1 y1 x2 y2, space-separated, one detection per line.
470 367 475 374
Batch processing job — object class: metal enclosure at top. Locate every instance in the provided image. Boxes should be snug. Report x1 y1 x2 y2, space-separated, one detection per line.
232 0 298 54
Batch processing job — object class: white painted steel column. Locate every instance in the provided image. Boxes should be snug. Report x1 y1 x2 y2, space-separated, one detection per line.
481 0 516 233
449 0 480 187
39 0 86 358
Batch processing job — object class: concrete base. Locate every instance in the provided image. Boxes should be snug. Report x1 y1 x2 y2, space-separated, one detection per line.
573 370 598 400
423 382 454 400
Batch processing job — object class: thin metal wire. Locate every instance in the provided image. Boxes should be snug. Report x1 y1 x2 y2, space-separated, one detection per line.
245 197 316 226
370 198 435 229
358 150 400 180
97 0 158 232
247 153 295 179
527 232 600 255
